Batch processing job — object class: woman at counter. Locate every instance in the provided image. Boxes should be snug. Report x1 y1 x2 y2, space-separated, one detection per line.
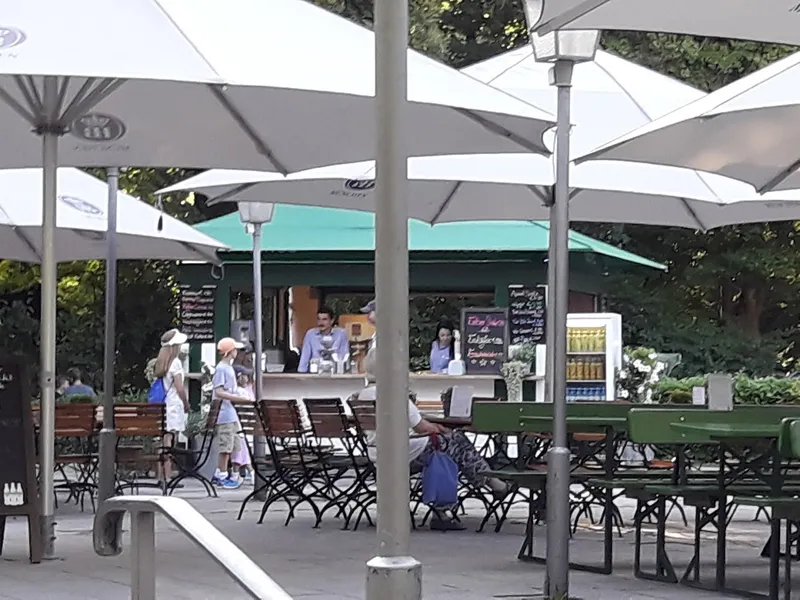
429 320 456 373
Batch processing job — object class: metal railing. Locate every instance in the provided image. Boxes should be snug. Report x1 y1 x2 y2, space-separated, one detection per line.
93 496 294 600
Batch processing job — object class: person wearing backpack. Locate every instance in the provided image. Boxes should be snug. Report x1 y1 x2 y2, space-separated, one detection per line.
152 328 190 487
356 302 508 529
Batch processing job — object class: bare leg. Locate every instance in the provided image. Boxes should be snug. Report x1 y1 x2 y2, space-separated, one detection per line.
160 432 174 482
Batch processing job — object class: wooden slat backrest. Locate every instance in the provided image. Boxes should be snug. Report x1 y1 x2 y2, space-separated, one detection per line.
235 402 263 436
259 399 302 436
54 403 96 437
350 399 376 431
416 399 442 414
304 398 347 438
114 403 164 437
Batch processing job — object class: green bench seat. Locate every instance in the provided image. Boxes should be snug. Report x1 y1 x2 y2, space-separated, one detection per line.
488 469 547 489
732 495 800 520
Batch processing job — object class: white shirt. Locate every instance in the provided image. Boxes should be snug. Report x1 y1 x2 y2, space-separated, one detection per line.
164 358 183 408
357 385 428 462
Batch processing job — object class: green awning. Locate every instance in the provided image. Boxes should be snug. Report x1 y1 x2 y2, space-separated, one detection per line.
195 205 665 270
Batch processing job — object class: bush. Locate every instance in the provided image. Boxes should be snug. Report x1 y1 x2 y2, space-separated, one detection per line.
652 375 800 405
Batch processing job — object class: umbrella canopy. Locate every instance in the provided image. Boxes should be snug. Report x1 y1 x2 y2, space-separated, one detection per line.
156 157 800 231
530 0 800 46
577 52 800 193
0 168 226 263
0 0 556 171
462 47 703 155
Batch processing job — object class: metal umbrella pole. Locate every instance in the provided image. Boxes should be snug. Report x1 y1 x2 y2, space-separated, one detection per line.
38 76 59 558
97 168 120 504
365 0 421 594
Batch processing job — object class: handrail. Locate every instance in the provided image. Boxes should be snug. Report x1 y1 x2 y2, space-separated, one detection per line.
94 496 294 600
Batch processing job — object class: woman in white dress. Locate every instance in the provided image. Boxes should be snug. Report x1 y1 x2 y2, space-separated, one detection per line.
153 329 190 485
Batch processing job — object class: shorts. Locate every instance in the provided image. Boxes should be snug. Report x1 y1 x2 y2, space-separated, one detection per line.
215 422 242 454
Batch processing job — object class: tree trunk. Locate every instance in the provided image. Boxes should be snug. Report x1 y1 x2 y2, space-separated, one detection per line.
740 287 763 339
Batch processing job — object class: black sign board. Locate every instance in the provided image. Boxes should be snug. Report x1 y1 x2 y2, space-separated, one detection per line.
508 285 547 346
179 285 217 343
460 307 509 375
0 358 42 563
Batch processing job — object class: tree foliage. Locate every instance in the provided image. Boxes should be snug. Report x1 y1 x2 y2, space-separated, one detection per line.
1 0 797 392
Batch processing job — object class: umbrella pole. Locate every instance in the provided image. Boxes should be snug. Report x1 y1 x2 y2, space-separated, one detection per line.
366 0 421 594
97 168 119 504
39 76 59 558
545 60 574 598
250 223 267 499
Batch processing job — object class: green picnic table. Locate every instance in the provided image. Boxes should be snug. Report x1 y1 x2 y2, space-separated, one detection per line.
669 422 782 441
627 407 800 600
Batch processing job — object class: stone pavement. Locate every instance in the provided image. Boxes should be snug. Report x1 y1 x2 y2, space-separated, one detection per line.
0 484 782 599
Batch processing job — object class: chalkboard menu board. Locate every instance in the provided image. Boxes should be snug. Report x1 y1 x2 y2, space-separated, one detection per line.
0 357 41 563
179 285 216 343
508 285 547 346
460 307 508 375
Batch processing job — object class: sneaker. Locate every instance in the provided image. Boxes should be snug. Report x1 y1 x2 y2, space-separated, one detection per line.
222 477 242 490
244 473 254 486
211 475 226 486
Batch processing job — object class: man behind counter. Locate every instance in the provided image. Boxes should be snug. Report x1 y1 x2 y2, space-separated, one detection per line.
298 305 351 372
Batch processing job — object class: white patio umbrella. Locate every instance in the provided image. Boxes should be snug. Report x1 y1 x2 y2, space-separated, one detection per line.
0 0 555 172
529 0 800 46
462 46 703 155
0 168 226 263
157 158 800 231
576 51 800 194
6 0 558 551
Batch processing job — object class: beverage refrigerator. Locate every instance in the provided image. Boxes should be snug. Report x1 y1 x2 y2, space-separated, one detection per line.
534 313 623 402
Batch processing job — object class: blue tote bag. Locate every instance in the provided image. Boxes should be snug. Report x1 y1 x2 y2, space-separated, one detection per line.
422 434 459 507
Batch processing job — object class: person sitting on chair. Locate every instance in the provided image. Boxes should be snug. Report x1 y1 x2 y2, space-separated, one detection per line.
356 300 508 530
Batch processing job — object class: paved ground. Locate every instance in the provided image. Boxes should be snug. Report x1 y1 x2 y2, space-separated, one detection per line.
0 483 787 599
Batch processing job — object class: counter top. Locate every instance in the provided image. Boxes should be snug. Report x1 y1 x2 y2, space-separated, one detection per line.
262 372 543 381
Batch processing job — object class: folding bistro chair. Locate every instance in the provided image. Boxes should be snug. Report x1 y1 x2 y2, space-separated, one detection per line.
52 403 98 511
346 398 378 530
236 401 272 518
304 397 371 528
256 399 325 527
114 403 165 494
164 401 219 497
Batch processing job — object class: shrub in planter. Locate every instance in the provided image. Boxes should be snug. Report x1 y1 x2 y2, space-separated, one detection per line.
652 375 800 405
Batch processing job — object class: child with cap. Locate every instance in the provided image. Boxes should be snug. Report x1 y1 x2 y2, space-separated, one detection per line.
212 337 251 489
232 368 255 485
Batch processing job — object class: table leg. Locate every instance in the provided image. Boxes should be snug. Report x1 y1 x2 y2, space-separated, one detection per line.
602 430 615 574
716 453 727 590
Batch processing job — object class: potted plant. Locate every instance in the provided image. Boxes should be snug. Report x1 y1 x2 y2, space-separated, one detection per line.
616 346 664 403
501 342 536 403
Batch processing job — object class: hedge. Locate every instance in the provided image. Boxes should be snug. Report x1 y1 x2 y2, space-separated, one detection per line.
652 375 800 405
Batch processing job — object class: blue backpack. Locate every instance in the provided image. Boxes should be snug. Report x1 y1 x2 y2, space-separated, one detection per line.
422 434 459 507
147 378 169 404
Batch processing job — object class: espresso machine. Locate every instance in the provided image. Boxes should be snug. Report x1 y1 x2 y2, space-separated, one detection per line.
313 334 349 375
